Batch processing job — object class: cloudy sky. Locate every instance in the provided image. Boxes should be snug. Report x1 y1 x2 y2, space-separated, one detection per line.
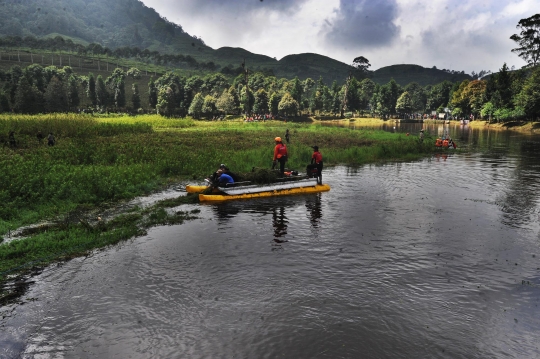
139 0 539 75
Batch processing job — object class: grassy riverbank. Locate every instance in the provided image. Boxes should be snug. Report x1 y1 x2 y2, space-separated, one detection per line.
0 113 435 289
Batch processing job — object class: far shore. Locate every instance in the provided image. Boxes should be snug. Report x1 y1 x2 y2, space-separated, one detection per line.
308 116 540 133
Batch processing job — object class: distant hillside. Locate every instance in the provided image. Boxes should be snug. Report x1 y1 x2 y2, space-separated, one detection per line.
371 64 472 86
0 0 472 86
275 53 353 84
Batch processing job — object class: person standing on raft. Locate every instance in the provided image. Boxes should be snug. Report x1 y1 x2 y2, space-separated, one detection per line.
307 145 323 185
272 136 288 175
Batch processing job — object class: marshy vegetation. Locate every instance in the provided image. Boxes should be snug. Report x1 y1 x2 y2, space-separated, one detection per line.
0 113 435 287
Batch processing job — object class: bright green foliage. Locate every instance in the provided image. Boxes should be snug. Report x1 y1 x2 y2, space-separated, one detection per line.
515 66 540 117
481 102 495 121
202 94 217 116
188 92 204 118
269 92 282 115
403 82 427 112
290 77 303 105
240 86 254 114
278 92 299 116
426 81 452 112
462 80 487 116
396 91 413 115
253 89 269 114
216 89 236 115
126 67 142 80
156 86 175 116
450 80 471 113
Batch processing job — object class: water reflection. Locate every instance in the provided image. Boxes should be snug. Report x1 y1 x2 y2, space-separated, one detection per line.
305 193 322 229
272 207 288 244
212 202 240 223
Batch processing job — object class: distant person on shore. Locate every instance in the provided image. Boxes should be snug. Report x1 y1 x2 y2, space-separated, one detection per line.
285 129 290 143
47 132 55 146
419 129 424 142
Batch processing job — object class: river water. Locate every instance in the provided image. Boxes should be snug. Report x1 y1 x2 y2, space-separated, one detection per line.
1 123 540 359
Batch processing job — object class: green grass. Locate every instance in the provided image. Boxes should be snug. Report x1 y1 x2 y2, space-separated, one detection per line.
0 113 435 289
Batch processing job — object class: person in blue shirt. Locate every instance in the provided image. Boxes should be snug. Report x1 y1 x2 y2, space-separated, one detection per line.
217 169 234 186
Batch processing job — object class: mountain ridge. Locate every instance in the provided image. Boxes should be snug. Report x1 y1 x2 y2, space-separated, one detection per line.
0 0 471 85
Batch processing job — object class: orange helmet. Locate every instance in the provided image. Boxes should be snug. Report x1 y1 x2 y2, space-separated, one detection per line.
274 137 282 142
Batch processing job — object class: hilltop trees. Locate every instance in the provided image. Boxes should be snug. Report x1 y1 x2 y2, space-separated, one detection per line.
510 14 540 67
352 56 371 80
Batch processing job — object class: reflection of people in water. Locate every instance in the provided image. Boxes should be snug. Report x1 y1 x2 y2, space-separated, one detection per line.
272 207 288 243
305 194 322 228
212 203 240 223
434 153 448 161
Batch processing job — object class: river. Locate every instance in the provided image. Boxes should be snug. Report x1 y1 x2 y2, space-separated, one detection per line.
1 123 540 359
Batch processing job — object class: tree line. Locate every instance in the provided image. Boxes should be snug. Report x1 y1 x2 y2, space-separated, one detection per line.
0 60 538 122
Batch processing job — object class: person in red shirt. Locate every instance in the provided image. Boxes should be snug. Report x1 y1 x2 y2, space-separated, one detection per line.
306 145 323 184
272 137 288 174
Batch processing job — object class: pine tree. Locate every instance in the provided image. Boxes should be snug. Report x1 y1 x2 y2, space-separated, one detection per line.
14 76 43 114
67 75 80 109
132 83 141 110
87 73 97 106
96 75 108 108
44 76 68 112
148 77 158 109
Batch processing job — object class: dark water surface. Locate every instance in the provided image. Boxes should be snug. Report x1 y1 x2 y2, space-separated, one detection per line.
2 124 540 359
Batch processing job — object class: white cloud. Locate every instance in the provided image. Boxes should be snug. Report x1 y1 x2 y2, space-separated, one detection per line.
140 0 540 74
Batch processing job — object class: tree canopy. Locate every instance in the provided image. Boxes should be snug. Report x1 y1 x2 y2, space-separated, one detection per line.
510 13 540 67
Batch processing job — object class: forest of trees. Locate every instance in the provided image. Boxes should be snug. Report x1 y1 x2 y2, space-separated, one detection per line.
0 60 539 122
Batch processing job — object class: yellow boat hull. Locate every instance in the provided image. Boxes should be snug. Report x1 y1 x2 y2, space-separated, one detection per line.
186 185 212 193
198 184 330 202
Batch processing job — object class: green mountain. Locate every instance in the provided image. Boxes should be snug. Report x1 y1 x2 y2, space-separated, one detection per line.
0 0 471 86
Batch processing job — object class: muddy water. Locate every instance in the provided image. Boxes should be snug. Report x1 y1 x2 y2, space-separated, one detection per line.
2 125 540 359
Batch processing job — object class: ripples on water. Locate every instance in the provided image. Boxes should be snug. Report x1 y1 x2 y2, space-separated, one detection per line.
1 124 540 359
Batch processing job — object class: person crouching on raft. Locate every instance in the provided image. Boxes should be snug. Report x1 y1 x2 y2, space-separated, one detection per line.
306 145 323 185
272 136 288 175
216 169 234 186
